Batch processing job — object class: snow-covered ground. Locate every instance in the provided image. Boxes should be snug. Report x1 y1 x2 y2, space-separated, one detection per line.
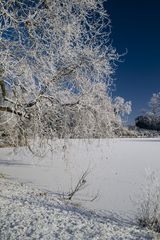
0 177 156 239
0 138 160 218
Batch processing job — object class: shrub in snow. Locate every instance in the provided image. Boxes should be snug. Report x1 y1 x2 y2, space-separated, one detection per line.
137 170 160 233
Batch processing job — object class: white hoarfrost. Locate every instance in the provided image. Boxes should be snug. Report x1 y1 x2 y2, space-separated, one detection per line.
0 178 155 240
0 0 127 144
149 92 160 116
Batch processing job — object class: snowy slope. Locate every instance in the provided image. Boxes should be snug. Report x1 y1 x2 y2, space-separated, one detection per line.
0 178 156 240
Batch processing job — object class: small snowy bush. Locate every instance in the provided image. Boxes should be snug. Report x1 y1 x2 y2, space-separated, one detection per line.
137 170 160 233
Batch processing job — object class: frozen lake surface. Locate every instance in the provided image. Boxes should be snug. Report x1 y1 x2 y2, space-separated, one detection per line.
0 138 160 218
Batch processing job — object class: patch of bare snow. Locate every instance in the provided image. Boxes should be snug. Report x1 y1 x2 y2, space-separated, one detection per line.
0 178 156 240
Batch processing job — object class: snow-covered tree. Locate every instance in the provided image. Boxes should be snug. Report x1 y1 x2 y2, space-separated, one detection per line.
0 0 127 146
113 96 132 119
135 92 160 131
149 92 160 116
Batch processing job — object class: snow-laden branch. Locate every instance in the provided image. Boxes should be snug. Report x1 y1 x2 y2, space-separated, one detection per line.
0 0 126 147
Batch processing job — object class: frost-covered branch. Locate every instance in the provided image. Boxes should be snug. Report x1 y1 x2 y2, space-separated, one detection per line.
0 0 125 147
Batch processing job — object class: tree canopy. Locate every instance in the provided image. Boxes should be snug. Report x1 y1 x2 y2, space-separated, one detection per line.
0 0 131 147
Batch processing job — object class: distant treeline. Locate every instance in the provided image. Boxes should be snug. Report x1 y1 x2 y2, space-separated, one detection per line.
135 115 160 131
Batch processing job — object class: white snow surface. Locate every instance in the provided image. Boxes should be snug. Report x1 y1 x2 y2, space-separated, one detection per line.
0 178 156 239
0 138 160 217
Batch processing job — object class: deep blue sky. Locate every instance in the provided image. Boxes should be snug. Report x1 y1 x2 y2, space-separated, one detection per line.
106 0 160 123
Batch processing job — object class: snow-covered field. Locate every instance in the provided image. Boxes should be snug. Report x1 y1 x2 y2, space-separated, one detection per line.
0 177 156 239
0 138 160 239
0 138 160 217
